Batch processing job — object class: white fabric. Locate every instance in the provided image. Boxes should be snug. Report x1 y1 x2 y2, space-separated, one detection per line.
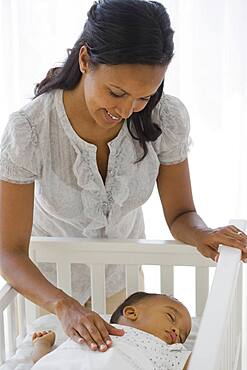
0 313 198 370
0 89 190 304
32 324 190 370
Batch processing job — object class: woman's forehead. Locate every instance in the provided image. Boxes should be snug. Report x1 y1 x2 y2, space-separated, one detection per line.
97 63 166 92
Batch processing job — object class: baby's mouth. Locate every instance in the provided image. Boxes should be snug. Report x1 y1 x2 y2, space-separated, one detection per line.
165 331 177 344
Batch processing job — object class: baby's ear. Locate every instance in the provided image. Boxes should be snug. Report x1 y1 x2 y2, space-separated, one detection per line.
122 306 138 321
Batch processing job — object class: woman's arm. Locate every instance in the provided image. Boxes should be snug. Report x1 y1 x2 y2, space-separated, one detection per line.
0 180 68 311
0 180 124 350
157 159 247 261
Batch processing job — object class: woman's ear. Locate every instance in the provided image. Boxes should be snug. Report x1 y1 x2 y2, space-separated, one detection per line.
122 306 138 321
79 45 90 74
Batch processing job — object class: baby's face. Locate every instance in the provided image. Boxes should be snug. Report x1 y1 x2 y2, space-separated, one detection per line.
121 295 191 344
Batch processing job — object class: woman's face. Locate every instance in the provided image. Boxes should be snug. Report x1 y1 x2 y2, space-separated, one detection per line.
79 50 167 132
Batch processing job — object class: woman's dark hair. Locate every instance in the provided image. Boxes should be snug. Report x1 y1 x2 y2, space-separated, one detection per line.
110 291 166 323
34 0 174 161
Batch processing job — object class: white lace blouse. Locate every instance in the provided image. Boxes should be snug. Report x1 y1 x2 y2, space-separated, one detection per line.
0 89 191 303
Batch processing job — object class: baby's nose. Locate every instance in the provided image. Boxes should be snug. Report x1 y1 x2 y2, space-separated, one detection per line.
172 328 179 339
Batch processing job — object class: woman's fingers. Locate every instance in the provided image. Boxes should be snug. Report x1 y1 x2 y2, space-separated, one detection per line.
70 311 124 351
241 250 247 263
202 226 247 253
105 322 125 336
219 235 246 250
94 317 114 347
56 298 117 351
196 224 247 262
73 316 125 351
70 322 107 351
69 329 86 346
76 318 108 351
77 314 125 351
197 244 219 262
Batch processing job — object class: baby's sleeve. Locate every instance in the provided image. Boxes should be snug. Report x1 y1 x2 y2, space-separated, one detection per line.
0 111 42 184
165 344 191 370
152 94 192 165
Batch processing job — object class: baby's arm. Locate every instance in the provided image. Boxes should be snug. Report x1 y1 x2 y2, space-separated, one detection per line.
32 330 56 364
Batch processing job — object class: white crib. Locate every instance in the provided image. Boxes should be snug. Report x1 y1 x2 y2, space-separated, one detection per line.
0 220 245 370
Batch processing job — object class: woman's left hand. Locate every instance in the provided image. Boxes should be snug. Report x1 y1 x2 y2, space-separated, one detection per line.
195 225 247 262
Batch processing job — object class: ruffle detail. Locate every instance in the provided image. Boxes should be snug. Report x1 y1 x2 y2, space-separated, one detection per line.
71 132 138 235
72 148 108 235
107 137 137 224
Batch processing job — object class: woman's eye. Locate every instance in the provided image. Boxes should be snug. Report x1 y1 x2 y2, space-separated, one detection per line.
109 90 150 101
109 91 124 98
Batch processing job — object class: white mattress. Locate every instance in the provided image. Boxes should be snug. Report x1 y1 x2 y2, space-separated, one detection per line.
0 314 200 370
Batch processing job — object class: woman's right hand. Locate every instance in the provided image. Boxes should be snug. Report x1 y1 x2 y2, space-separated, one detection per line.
54 297 125 351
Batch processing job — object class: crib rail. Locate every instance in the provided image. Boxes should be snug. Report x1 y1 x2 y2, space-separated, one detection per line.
29 238 215 315
188 246 242 370
0 284 26 364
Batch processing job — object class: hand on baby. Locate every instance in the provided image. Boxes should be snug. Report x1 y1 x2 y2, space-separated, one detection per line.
54 297 125 351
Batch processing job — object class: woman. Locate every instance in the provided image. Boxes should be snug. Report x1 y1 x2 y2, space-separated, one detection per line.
0 0 246 354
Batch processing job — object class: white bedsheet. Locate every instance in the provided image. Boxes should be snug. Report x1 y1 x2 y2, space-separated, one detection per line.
32 325 190 370
0 314 199 370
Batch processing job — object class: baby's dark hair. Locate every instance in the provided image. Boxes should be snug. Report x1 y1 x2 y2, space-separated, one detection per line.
110 291 170 324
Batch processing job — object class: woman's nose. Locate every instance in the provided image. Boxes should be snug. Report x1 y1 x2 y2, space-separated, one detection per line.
116 99 135 119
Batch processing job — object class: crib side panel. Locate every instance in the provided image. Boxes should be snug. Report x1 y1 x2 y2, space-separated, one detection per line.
188 246 242 370
28 238 215 321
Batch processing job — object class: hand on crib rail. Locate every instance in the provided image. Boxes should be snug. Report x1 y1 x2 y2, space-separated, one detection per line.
195 225 247 263
54 296 125 352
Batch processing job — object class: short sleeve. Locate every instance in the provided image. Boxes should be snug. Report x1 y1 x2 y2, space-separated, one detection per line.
152 94 192 165
0 111 42 184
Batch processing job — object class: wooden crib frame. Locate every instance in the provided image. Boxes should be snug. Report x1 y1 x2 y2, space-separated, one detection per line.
0 232 245 369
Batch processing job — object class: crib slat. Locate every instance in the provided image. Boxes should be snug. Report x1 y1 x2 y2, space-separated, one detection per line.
196 266 209 316
17 294 27 342
0 312 6 365
233 267 242 370
25 299 38 325
90 264 106 313
56 261 72 296
160 265 174 295
126 265 139 297
6 300 17 357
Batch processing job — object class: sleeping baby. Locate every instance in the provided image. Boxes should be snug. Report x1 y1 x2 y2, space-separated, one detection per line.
31 292 192 369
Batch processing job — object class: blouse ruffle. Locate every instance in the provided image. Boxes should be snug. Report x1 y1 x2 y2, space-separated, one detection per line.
65 124 137 236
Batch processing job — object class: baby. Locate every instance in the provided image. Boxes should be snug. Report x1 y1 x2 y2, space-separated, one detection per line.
32 292 192 369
